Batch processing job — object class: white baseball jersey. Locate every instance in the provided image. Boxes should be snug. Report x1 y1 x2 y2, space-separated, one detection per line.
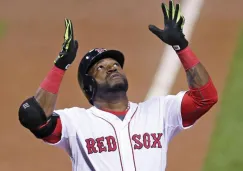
46 91 193 171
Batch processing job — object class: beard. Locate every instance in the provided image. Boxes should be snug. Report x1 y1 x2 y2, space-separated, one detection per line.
96 77 128 94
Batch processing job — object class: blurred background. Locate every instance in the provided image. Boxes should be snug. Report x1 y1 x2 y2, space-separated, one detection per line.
0 0 242 170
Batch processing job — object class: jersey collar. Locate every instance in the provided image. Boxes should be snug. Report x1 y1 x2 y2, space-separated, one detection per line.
90 102 138 124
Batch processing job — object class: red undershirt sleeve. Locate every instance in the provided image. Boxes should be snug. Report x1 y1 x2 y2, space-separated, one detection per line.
42 117 62 143
181 78 218 127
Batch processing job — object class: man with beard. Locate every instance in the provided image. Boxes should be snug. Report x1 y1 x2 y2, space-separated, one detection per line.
18 1 218 171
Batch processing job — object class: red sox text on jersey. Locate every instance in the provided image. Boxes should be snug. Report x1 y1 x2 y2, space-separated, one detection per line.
85 133 163 154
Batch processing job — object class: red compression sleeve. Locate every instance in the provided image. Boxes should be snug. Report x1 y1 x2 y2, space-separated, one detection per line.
181 78 218 127
40 66 65 94
177 47 200 71
42 117 62 143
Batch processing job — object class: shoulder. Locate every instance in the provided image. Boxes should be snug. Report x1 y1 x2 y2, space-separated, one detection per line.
140 91 187 108
53 106 91 118
52 107 93 130
139 95 164 108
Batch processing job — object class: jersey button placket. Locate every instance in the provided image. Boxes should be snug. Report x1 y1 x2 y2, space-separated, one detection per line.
110 119 125 171
118 124 136 171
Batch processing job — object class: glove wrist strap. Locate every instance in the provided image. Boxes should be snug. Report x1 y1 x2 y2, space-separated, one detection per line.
40 66 65 94
177 47 200 71
172 39 189 52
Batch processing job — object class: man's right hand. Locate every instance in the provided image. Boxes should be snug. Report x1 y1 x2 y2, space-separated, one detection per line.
54 18 79 70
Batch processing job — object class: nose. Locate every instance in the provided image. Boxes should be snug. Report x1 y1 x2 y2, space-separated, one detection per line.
106 65 117 74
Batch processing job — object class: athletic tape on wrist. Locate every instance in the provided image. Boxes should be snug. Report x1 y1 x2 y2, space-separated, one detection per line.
177 47 200 70
40 66 65 94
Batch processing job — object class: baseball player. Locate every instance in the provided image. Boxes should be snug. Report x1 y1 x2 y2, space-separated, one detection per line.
18 1 218 171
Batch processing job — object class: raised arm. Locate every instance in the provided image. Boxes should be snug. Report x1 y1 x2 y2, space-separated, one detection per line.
18 19 78 139
149 1 218 127
177 48 218 127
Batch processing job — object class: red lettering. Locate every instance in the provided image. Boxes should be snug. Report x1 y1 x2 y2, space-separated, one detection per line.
151 133 162 148
143 133 151 149
85 133 162 153
85 138 98 154
96 137 107 153
105 136 117 152
132 134 143 149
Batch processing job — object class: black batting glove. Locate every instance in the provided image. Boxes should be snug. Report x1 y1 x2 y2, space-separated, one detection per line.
149 0 188 52
54 19 79 70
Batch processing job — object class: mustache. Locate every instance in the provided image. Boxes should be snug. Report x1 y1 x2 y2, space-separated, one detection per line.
106 72 123 79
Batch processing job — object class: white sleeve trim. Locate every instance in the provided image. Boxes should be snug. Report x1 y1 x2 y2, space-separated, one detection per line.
175 91 193 130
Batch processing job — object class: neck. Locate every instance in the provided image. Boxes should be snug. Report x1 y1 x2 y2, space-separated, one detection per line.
93 91 129 112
